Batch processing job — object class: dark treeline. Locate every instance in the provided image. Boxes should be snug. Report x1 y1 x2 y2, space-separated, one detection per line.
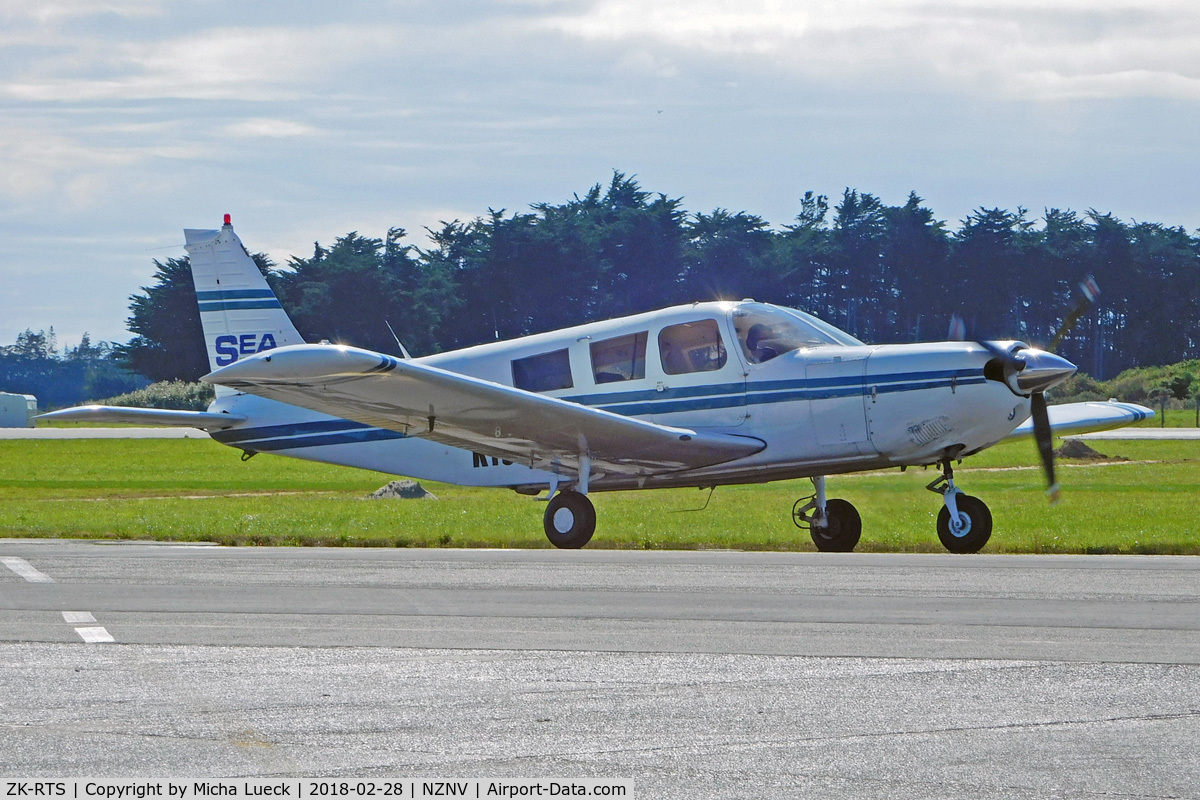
106 172 1200 386
0 329 146 409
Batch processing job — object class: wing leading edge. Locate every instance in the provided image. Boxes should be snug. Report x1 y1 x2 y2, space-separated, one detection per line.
36 405 246 431
204 344 765 477
1006 400 1154 440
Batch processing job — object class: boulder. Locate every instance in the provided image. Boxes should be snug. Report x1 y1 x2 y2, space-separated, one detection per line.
368 479 438 500
1054 439 1107 460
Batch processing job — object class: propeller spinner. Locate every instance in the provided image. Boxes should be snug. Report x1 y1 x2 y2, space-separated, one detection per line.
975 276 1099 502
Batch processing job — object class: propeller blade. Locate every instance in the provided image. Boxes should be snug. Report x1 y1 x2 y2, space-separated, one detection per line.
1030 391 1060 504
948 313 966 341
976 339 1022 367
1047 275 1100 353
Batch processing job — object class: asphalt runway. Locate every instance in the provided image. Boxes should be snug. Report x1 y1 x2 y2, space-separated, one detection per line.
2 541 1199 798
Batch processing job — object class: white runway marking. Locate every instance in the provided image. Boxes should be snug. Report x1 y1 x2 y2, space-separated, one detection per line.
74 626 115 643
1 557 54 583
62 611 97 624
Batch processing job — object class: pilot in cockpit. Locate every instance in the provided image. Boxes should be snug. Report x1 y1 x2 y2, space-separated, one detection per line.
746 323 781 363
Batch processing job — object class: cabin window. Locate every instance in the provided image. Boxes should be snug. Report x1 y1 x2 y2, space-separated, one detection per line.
590 332 647 384
733 302 863 362
512 349 574 392
658 319 727 375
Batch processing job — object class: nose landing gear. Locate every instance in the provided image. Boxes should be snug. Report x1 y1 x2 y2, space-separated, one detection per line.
927 460 993 553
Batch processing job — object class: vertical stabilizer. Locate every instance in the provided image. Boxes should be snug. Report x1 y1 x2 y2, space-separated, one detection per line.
184 218 304 389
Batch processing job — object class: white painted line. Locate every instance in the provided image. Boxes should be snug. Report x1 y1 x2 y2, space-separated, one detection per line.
1 557 54 583
62 611 97 624
75 627 115 643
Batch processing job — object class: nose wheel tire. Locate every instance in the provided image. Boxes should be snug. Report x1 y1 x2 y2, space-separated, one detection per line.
936 494 993 553
543 490 596 549
810 498 862 553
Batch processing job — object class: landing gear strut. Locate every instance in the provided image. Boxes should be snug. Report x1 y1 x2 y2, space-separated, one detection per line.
926 460 993 553
793 476 861 552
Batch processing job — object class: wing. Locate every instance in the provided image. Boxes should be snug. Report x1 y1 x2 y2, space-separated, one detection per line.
204 344 765 477
36 405 246 431
1006 400 1153 440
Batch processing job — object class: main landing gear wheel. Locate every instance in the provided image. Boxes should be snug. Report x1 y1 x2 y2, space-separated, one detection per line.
809 498 862 553
543 490 596 549
936 494 993 554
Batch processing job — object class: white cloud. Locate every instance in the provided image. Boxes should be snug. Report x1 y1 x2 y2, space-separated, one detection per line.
2 25 400 102
540 0 1200 100
0 119 210 210
225 118 318 138
2 0 1199 346
0 0 162 24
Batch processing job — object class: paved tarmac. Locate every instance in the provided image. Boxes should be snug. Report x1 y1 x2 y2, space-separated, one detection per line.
1 541 1198 798
1076 427 1200 439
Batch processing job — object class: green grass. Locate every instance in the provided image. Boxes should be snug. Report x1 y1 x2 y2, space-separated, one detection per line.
1 437 1197 553
1131 407 1200 428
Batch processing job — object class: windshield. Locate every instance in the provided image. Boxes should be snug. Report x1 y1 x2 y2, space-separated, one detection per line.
732 302 863 364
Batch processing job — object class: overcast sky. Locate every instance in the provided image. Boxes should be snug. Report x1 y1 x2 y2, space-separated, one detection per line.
3 0 1199 347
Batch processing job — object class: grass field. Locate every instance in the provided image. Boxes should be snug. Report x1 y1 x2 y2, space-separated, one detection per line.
1131 407 1200 428
1 436 1197 554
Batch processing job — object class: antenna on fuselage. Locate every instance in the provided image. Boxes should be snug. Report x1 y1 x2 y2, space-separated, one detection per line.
384 320 412 359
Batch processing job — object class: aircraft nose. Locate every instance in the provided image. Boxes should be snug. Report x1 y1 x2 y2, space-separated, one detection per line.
1014 348 1077 394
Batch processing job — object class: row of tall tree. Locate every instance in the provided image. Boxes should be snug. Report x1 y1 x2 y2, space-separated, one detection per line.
108 172 1200 385
0 329 145 409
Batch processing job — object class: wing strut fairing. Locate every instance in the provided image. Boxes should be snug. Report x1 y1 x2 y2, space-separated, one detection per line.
204 344 765 479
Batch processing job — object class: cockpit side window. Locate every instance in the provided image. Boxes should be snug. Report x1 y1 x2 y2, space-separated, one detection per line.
658 319 727 375
590 331 647 384
512 349 573 392
732 303 860 364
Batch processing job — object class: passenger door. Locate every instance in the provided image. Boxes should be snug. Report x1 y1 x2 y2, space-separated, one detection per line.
649 317 747 429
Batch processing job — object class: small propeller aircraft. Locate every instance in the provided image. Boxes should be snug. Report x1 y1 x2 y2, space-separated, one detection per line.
44 218 1153 553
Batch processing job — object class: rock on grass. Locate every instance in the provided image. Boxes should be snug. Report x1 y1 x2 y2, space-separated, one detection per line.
368 479 438 500
1054 439 1127 461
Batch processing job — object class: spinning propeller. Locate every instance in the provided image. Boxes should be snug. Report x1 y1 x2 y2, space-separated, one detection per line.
953 276 1100 503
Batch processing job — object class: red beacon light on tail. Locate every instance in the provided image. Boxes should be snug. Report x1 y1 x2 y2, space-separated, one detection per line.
223 213 232 226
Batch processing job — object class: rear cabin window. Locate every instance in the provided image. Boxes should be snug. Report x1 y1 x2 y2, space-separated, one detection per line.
589 331 647 384
658 319 727 375
512 349 573 392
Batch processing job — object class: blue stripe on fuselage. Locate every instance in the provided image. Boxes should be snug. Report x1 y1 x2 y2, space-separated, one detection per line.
213 367 988 452
211 419 405 451
227 427 408 452
198 300 283 312
196 289 277 301
579 368 984 416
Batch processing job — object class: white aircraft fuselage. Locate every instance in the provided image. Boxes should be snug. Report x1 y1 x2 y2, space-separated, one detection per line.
207 301 1033 493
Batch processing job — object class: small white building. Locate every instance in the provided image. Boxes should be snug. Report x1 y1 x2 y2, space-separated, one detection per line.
0 392 37 427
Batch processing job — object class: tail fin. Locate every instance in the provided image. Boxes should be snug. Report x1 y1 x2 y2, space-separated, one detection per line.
184 217 304 387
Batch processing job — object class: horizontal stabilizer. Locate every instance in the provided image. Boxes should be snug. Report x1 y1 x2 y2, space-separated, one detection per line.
1006 400 1154 440
36 405 246 431
203 344 765 477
